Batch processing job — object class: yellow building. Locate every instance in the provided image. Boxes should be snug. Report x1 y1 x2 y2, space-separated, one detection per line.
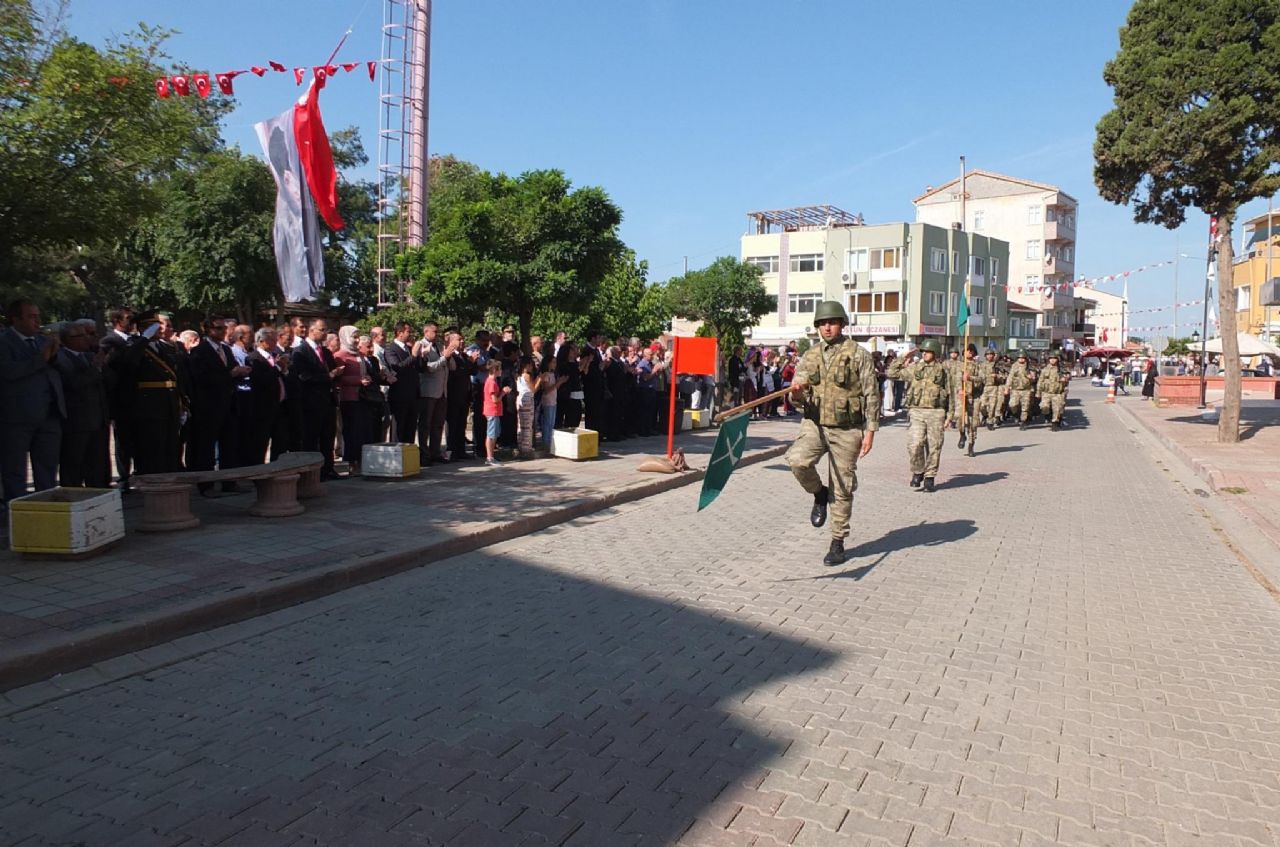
1231 210 1280 339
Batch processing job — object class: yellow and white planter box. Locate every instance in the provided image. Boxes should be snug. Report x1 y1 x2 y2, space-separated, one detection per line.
361 442 421 478
9 487 124 556
551 428 598 461
689 409 712 429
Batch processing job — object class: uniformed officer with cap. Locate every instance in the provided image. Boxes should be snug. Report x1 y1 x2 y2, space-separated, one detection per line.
888 338 950 492
109 312 184 474
786 301 880 566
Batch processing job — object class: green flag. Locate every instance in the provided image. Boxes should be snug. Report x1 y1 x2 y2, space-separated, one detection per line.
955 295 970 331
698 413 749 511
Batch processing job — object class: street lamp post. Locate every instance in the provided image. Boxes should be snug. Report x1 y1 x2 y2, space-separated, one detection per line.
1198 248 1215 409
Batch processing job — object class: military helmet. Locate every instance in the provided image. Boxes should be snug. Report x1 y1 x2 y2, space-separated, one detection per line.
918 339 942 355
1015 349 1027 359
984 348 996 357
812 300 848 327
1047 350 1061 361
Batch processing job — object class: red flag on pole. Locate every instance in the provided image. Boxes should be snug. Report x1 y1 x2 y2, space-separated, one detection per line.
293 82 345 231
673 336 718 376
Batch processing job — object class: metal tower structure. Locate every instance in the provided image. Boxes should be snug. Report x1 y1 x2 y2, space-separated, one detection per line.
376 0 431 305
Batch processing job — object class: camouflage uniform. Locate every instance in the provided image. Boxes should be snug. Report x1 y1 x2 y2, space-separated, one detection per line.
887 356 950 479
1006 361 1035 424
1036 363 1069 426
955 357 989 452
979 355 1004 427
786 337 880 540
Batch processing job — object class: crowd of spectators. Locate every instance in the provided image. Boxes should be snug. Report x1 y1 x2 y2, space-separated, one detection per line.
0 299 713 503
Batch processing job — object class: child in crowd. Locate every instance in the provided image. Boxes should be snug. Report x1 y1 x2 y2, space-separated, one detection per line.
483 360 508 466
516 357 537 459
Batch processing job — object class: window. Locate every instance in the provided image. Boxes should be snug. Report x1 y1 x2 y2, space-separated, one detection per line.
1024 318 1036 336
929 291 945 315
849 292 902 314
1045 207 1057 222
1238 286 1252 310
1062 246 1073 262
1027 205 1043 224
766 295 778 312
746 255 779 273
973 209 985 231
972 296 985 316
949 292 959 315
1009 314 1020 333
1025 240 1042 260
930 248 947 273
870 247 900 269
951 251 960 273
848 249 868 272
789 253 824 272
970 256 987 276
1025 274 1041 288
788 293 819 314
992 258 1000 282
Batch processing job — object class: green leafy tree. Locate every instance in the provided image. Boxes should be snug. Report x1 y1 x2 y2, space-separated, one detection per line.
1094 0 1280 442
318 126 379 317
590 250 667 341
663 256 773 346
0 5 225 314
398 160 625 348
1162 336 1196 356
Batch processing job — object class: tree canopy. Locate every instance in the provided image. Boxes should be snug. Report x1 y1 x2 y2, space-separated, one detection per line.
663 256 773 346
1094 0 1280 442
398 161 625 347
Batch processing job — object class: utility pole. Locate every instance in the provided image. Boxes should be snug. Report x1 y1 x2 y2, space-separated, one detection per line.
405 0 431 247
1172 233 1179 341
1266 197 1274 342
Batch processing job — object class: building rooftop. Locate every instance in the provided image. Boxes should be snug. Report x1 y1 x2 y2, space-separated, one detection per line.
913 169 1077 205
746 205 864 234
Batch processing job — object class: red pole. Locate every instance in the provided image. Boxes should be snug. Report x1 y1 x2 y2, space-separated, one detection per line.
666 338 680 457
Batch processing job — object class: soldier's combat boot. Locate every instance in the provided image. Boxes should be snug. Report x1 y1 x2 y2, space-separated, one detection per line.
810 486 829 528
1050 422 1060 432
823 538 845 567
1019 420 1028 431
966 441 975 457
988 420 996 431
957 433 966 450
910 473 923 488
921 477 936 493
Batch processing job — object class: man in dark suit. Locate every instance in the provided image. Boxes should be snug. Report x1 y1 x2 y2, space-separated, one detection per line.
99 307 136 489
444 329 472 461
186 318 237 494
582 330 607 435
292 318 341 479
52 320 110 488
382 321 419 444
243 327 285 464
0 299 65 503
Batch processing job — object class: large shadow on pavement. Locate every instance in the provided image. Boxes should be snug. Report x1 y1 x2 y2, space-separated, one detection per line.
780 519 978 583
0 554 839 847
942 471 1008 490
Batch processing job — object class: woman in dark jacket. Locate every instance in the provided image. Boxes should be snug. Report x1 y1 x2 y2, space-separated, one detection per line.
1141 359 1157 399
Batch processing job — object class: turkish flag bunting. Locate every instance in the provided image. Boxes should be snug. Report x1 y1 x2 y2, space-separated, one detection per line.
293 67 305 85
171 75 190 96
313 66 327 89
269 61 286 73
216 73 235 95
250 66 267 77
342 63 357 72
193 73 211 98
155 78 170 98
325 64 338 77
367 61 376 81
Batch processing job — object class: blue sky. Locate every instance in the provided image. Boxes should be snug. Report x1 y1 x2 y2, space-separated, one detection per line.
69 0 1272 334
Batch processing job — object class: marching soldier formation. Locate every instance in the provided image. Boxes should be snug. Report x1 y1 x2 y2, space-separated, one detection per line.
785 304 1074 564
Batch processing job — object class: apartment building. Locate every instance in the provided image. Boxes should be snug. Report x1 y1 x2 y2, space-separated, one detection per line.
739 206 1008 350
1231 209 1280 339
914 170 1081 345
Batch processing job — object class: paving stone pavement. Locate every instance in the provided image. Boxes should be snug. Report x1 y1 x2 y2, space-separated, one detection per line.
3 394 1279 847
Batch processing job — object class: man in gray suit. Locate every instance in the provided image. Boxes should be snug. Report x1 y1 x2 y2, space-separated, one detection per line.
52 319 110 488
0 299 65 504
413 322 457 465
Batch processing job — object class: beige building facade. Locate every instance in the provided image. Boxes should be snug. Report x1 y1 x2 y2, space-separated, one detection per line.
914 170 1081 344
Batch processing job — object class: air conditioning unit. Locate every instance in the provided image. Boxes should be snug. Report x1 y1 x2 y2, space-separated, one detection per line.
1262 278 1280 306
951 222 963 230
841 272 850 283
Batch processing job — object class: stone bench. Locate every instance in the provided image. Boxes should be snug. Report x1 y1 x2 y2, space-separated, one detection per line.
133 452 325 532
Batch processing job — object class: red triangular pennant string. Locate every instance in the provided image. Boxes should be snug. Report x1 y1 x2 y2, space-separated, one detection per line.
216 73 234 95
155 77 170 98
367 61 376 81
193 73 211 98
251 66 267 77
342 63 357 72
293 67 305 85
171 75 190 96
269 61 287 72
313 66 328 89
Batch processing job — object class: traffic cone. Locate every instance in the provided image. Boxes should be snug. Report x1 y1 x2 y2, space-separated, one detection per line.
1105 380 1116 404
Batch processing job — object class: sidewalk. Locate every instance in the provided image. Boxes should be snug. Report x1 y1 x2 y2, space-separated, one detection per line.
1112 395 1280 548
0 421 796 690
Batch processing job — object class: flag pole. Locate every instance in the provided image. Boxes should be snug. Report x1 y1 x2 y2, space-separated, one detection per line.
712 386 793 423
961 277 972 430
666 338 680 458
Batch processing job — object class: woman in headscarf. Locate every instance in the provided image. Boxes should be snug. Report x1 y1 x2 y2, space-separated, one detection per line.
334 326 370 474
1141 357 1158 400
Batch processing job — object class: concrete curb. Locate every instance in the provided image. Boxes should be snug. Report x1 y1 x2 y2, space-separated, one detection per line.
0 443 789 692
1111 401 1228 492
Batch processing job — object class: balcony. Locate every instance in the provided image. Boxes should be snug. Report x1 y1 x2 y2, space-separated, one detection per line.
1042 256 1074 275
1073 322 1095 335
1044 220 1075 242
